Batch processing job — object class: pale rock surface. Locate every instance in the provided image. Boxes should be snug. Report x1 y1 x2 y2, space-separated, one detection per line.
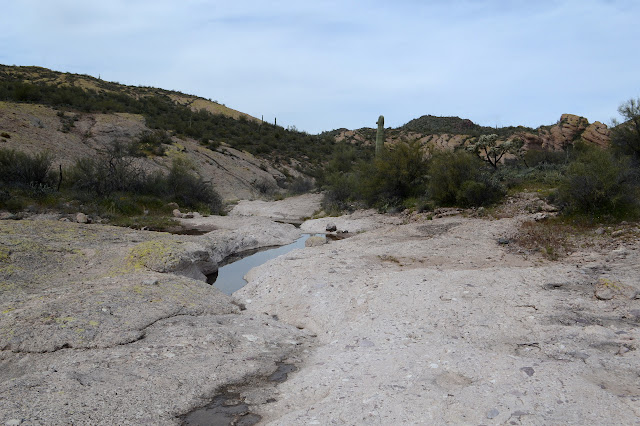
229 193 323 223
239 213 640 425
0 218 309 425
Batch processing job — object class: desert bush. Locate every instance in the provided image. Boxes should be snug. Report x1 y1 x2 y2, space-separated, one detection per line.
0 148 54 187
427 150 504 207
163 159 223 213
523 149 569 167
468 134 524 169
68 141 146 196
252 177 278 196
287 176 314 194
356 139 429 208
610 97 640 161
321 171 358 213
554 145 639 220
134 130 172 156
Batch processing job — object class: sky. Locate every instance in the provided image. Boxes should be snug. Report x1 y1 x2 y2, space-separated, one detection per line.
1 0 639 134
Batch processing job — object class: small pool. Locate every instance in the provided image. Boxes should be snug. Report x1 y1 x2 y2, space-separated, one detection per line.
208 234 320 295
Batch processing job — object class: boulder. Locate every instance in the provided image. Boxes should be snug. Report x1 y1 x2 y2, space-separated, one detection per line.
76 212 89 224
305 236 326 247
325 222 337 232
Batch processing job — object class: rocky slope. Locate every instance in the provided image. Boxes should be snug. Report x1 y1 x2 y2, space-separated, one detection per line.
0 101 297 201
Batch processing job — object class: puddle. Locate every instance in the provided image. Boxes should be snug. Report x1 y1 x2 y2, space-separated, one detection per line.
268 362 297 383
181 363 298 425
208 234 321 295
182 392 261 426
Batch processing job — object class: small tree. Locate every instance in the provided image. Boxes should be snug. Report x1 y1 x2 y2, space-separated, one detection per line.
611 97 640 161
468 134 524 169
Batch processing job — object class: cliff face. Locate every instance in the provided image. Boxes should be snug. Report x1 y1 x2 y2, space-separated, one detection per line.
517 114 610 151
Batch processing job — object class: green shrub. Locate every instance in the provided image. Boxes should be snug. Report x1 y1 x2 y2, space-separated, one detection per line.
164 159 223 213
427 150 504 207
68 141 145 196
134 130 172 156
610 98 640 161
356 139 428 208
555 146 639 220
0 148 54 187
524 149 568 167
288 176 314 194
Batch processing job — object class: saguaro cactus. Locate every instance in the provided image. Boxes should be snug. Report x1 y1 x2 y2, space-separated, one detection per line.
375 115 385 156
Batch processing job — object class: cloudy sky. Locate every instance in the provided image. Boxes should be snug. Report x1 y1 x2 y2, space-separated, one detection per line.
2 0 639 133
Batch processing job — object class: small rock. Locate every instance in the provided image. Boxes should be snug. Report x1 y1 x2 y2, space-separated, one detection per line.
487 408 499 419
172 209 183 218
595 287 615 300
76 213 89 224
326 222 337 232
520 366 535 377
611 230 625 237
167 202 179 209
533 213 549 221
497 238 510 245
5 420 23 426
143 278 159 286
595 227 605 235
305 236 326 247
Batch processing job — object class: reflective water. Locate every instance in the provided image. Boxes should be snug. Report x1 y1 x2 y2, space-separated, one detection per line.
208 234 319 295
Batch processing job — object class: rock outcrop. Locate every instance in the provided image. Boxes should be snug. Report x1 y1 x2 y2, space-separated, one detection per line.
332 113 611 154
0 216 309 424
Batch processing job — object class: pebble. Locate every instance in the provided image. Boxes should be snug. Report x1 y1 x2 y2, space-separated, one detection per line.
594 288 615 301
487 408 499 419
520 367 535 377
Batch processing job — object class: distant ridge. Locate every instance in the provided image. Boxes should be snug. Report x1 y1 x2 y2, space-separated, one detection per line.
0 64 257 122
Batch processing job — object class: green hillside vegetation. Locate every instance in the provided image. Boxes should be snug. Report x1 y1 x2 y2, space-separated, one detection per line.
1 65 638 229
0 65 336 169
400 114 534 137
321 99 640 224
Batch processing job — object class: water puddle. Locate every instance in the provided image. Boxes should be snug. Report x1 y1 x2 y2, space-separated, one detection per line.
181 363 298 426
181 392 261 426
208 234 321 295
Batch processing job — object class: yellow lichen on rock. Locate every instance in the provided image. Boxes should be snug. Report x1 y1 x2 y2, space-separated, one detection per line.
124 240 187 273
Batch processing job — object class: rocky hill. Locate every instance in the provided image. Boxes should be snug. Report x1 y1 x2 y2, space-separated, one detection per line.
0 65 335 201
331 113 611 154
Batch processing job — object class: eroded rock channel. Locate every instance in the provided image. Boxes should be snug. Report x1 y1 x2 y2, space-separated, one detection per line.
2 193 639 425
